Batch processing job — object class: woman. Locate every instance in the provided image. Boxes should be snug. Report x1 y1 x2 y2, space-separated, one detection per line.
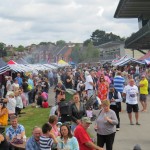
22 78 29 104
97 76 109 101
0 103 8 126
12 79 19 92
54 80 66 104
95 100 118 150
0 134 9 150
69 92 86 132
42 77 49 93
48 115 60 137
57 124 79 150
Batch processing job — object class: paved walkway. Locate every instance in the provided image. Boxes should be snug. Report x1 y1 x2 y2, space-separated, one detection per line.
48 88 150 150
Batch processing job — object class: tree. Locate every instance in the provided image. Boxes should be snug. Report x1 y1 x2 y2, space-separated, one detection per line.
0 42 7 57
91 30 125 46
70 44 81 63
56 40 66 47
83 39 91 46
15 45 25 52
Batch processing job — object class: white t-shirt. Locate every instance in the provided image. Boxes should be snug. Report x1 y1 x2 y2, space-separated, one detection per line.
7 98 16 114
85 75 93 90
6 80 12 91
123 85 138 104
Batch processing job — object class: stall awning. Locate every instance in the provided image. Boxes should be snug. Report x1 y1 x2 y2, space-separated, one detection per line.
112 56 145 66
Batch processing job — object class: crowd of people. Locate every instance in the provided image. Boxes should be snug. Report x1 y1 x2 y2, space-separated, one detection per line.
0 63 148 150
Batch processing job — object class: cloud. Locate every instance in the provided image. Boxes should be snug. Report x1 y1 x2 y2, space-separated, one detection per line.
0 0 138 46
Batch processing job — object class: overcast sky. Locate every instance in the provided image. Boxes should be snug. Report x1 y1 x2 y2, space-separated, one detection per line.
0 0 138 46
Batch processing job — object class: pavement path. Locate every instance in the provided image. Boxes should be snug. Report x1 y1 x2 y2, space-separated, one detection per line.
48 88 150 150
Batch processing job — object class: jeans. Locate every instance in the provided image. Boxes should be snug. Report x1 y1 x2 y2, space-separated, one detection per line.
97 132 116 150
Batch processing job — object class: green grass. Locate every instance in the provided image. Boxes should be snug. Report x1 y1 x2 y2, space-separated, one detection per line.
18 106 50 137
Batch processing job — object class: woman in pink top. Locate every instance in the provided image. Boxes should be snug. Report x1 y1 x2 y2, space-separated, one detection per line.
48 115 60 137
19 89 27 107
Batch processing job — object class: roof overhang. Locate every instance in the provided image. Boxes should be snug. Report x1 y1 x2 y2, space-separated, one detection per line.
114 0 150 18
125 20 150 49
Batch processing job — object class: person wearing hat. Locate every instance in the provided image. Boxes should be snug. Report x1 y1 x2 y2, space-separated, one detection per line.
139 74 148 112
95 100 118 150
108 85 122 131
74 117 103 150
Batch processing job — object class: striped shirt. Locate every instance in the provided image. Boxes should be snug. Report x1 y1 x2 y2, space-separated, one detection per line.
114 76 125 92
40 136 53 150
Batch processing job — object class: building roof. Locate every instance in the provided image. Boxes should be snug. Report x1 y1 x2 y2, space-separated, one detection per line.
114 0 150 18
97 41 124 48
125 20 150 49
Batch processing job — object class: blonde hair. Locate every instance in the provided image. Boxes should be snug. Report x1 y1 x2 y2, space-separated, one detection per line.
102 99 110 106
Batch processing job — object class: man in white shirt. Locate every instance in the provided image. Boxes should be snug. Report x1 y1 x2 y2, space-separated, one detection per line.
123 79 140 125
85 69 96 99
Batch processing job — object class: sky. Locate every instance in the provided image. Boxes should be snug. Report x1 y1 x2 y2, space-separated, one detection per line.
0 0 138 46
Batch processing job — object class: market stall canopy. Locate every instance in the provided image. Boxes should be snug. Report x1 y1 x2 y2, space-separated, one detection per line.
0 58 10 75
58 60 70 67
138 51 150 60
144 58 150 65
7 60 17 65
16 58 29 64
112 56 145 66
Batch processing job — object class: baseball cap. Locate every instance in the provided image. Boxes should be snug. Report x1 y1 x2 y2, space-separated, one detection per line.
81 117 92 124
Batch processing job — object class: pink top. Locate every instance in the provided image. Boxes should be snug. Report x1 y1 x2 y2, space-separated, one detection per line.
21 93 27 107
50 124 59 137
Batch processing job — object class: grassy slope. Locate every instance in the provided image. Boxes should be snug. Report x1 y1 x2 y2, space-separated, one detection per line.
18 106 50 137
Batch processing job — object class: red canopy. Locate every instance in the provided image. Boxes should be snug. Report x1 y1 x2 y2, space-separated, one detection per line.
138 51 150 60
7 60 17 65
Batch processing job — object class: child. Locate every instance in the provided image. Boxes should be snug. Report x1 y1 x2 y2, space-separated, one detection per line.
15 91 23 116
86 106 93 120
42 100 49 108
40 123 57 150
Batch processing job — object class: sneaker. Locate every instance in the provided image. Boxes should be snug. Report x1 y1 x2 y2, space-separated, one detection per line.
116 128 120 131
136 122 140 125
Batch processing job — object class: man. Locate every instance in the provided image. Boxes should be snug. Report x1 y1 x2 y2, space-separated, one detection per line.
139 75 148 112
85 69 96 99
15 73 23 87
28 74 35 103
26 126 42 150
114 71 125 93
6 115 25 142
123 79 140 125
108 85 122 131
48 70 54 87
65 71 73 89
74 117 103 150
